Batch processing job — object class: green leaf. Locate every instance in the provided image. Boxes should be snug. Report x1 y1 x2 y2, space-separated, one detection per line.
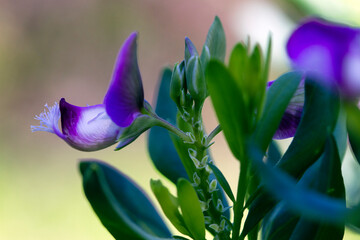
332 104 347 162
241 190 277 238
276 77 340 178
264 136 345 240
150 179 191 237
259 158 321 240
177 178 205 240
173 236 190 240
346 103 360 165
262 36 272 84
267 141 282 165
244 78 341 235
202 16 226 63
248 143 348 225
262 203 300 240
248 44 266 114
288 148 346 240
243 131 345 239
148 68 188 183
79 160 172 240
206 60 248 160
253 71 303 152
170 132 196 180
228 41 269 118
228 42 248 91
207 163 235 202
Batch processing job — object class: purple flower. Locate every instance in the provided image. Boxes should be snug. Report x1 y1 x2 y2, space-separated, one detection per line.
32 32 151 151
287 18 360 97
268 79 305 139
104 32 145 127
31 100 122 151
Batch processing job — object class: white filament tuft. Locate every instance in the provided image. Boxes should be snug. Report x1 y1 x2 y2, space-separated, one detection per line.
31 102 62 137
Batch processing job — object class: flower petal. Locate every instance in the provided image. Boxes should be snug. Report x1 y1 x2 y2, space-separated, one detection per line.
287 18 360 96
104 32 144 127
268 79 305 139
60 98 122 151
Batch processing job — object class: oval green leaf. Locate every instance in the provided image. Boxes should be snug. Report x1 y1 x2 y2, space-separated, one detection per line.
79 160 172 240
177 178 205 240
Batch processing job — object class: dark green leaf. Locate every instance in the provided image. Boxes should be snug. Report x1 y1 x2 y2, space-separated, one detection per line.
241 190 277 238
289 218 322 240
267 141 282 165
208 163 235 202
244 79 341 235
173 236 190 240
148 68 188 183
79 160 172 240
262 203 300 240
264 136 345 240
332 104 347 162
150 179 190 236
206 60 247 160
253 71 303 152
177 178 205 240
276 77 340 178
248 144 348 225
202 16 226 62
347 103 360 165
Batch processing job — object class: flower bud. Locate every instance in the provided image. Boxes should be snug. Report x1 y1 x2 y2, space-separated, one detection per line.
170 62 185 107
185 37 199 64
186 56 207 102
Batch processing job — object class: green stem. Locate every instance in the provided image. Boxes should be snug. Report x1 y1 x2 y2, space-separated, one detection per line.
232 158 249 240
154 116 192 143
206 125 222 145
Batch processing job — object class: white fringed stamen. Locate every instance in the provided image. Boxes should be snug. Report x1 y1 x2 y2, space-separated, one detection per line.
31 102 62 137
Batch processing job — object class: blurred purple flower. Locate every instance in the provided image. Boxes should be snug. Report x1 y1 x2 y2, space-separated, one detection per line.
31 32 149 151
268 79 305 139
287 18 360 97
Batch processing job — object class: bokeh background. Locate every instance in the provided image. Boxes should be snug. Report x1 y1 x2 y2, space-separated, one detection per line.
1 0 360 239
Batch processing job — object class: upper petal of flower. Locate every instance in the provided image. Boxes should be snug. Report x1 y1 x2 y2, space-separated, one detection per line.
104 32 144 127
59 98 122 151
268 79 305 139
287 18 360 96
